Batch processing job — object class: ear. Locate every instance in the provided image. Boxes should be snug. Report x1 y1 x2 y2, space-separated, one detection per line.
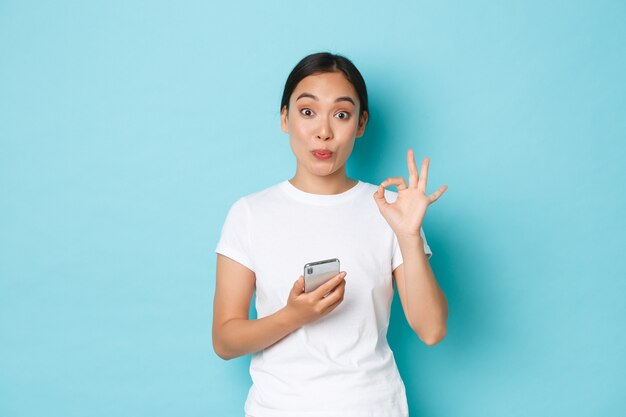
356 110 369 138
280 106 289 133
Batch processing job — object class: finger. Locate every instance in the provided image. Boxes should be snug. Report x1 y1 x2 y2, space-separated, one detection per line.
292 276 305 295
407 149 419 188
324 276 347 299
373 185 389 211
312 271 346 298
322 300 341 315
381 176 408 191
418 157 429 193
321 291 345 315
320 280 346 312
428 185 448 203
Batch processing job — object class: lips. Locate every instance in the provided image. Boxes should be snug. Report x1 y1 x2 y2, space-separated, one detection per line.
312 149 333 160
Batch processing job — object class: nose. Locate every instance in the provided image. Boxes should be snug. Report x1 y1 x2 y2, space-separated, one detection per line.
316 116 333 141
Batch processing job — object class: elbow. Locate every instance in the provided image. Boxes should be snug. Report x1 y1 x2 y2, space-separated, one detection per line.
213 318 249 360
416 325 447 347
212 333 238 360
213 341 238 360
423 331 446 346
213 344 234 360
415 300 448 346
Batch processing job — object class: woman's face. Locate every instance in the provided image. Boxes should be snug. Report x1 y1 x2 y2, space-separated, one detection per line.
281 71 368 180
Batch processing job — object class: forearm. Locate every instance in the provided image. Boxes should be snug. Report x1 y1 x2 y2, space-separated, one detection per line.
213 308 300 360
397 235 448 344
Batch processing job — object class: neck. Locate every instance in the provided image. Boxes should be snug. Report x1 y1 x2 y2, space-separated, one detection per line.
289 167 358 195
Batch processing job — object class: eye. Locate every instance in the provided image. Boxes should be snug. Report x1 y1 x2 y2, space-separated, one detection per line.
300 108 314 117
335 111 350 120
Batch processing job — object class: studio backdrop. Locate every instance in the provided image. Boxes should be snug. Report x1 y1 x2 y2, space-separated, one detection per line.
1 1 624 416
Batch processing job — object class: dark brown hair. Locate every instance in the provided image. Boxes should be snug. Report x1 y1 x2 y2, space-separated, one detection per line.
280 52 368 120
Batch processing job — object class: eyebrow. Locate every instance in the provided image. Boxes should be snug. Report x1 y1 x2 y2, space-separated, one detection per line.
296 93 355 106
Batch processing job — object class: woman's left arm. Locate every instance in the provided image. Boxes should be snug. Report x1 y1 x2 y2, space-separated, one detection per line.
374 149 448 346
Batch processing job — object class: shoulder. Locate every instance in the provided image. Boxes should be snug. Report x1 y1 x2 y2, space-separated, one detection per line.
239 181 285 206
225 181 286 215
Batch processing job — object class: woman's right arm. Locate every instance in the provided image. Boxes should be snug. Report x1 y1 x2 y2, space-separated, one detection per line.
212 254 346 360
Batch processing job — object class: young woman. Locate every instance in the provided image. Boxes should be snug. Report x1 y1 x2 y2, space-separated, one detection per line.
213 52 448 417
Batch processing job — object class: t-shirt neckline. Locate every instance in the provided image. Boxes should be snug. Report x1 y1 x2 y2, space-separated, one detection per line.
279 180 366 206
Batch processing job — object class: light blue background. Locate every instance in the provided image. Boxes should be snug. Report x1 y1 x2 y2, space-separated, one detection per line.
1 1 624 416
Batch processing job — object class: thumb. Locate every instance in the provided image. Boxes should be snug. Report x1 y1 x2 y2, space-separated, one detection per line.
291 276 305 296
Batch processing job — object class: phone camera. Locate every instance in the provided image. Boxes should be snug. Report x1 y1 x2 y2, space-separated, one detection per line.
307 267 313 275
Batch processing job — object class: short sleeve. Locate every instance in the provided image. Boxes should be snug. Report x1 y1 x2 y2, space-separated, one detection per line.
391 227 432 271
215 198 255 272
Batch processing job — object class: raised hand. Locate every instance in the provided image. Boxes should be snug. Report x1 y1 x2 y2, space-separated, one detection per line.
374 149 447 238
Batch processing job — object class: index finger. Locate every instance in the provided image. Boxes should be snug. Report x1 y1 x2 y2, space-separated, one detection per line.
312 271 346 298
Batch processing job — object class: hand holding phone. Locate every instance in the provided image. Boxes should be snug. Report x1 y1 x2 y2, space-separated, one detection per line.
284 260 346 328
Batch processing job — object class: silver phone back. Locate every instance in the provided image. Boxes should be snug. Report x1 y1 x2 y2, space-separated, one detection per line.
304 258 340 293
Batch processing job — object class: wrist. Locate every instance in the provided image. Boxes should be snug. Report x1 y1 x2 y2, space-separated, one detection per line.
277 305 303 332
396 233 423 246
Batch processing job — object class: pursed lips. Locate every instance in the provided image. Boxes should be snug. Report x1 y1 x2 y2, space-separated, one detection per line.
311 149 333 159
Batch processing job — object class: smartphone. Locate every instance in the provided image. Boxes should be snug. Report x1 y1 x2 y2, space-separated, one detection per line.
303 258 340 293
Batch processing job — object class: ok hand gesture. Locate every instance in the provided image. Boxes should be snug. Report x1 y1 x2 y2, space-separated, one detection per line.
374 149 447 238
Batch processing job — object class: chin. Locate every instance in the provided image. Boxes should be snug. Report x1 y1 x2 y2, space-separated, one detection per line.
310 170 334 178
305 166 334 177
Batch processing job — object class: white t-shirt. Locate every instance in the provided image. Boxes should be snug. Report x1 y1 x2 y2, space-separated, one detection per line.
215 180 432 417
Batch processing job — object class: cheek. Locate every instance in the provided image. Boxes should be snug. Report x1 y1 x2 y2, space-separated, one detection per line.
338 141 356 159
337 125 358 155
336 122 359 142
336 117 359 133
288 119 310 139
289 127 308 156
